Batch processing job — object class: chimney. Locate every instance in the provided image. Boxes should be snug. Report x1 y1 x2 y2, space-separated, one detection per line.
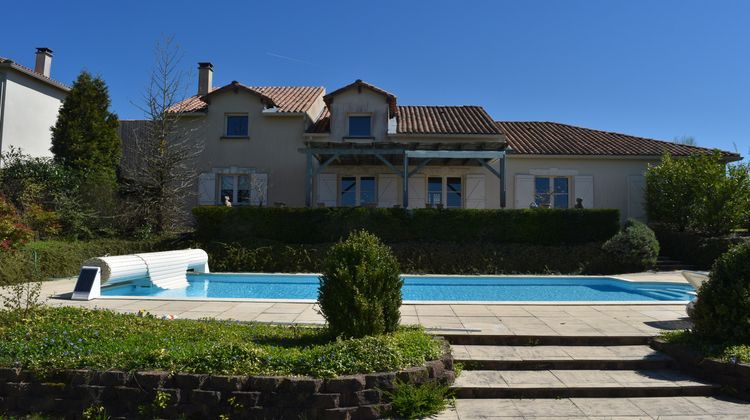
34 47 53 78
198 62 213 96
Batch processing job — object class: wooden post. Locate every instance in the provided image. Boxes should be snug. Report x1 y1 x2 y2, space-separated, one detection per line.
402 153 409 209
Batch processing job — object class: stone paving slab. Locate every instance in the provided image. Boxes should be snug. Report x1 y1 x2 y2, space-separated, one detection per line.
453 345 669 361
434 396 750 419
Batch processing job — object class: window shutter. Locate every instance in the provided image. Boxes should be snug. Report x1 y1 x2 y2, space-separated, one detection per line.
250 173 268 206
514 174 535 209
317 173 337 207
377 174 398 208
574 175 594 209
198 173 216 205
465 174 486 209
407 175 426 209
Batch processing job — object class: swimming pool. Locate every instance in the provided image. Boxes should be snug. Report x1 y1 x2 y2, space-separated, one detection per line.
100 274 695 302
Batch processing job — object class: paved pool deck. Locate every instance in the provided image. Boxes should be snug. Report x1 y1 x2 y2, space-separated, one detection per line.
38 271 693 336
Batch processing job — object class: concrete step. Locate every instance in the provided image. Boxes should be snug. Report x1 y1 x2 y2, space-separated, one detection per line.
453 344 675 370
452 369 719 398
442 334 650 346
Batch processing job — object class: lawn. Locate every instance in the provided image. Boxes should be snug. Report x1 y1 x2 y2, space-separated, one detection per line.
0 307 442 378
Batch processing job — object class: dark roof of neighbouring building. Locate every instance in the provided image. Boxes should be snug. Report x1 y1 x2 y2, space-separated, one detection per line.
495 121 741 159
0 56 70 92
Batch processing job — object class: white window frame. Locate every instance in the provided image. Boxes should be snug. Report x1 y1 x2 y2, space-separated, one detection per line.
534 176 571 209
224 113 249 138
219 174 252 205
347 113 373 138
339 175 378 207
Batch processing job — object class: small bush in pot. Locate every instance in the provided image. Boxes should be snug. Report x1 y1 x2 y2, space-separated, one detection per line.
319 230 403 338
691 241 750 342
601 219 659 272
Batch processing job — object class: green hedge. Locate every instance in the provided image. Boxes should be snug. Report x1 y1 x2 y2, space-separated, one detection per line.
202 240 613 275
652 225 749 270
193 207 620 246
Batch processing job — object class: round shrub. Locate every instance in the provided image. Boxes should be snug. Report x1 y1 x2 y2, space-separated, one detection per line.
601 219 659 273
692 241 750 342
318 230 403 338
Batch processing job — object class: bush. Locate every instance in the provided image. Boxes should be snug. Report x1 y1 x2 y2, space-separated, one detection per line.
601 219 659 273
0 194 33 251
193 206 620 246
385 380 452 419
319 231 403 338
652 225 748 270
691 241 750 342
645 152 750 235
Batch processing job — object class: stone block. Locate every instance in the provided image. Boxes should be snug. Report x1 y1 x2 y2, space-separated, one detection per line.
278 377 322 394
396 367 429 384
207 375 248 392
323 407 356 420
190 389 221 405
355 389 381 405
324 375 365 393
364 372 396 390
228 390 261 408
311 392 340 409
133 371 172 389
94 370 130 387
355 403 390 420
173 373 204 390
248 376 283 392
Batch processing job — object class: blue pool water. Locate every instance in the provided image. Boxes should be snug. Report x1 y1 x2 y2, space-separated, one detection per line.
100 274 695 302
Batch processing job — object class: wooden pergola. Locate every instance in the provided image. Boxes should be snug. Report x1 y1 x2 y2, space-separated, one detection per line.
299 141 507 209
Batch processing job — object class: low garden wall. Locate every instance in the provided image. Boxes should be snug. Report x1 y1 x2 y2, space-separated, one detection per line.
0 349 454 419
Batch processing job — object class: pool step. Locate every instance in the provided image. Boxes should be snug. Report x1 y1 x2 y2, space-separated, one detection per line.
453 344 675 370
442 334 650 346
451 369 719 398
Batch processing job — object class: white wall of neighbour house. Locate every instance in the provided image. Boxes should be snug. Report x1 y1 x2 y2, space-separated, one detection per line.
0 71 66 157
185 89 319 209
327 88 389 141
505 155 655 222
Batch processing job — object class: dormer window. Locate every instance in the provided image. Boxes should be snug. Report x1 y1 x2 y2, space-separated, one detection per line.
225 114 249 137
348 115 371 137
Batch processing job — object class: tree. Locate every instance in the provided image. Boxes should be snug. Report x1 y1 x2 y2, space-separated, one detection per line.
120 37 204 234
51 71 121 179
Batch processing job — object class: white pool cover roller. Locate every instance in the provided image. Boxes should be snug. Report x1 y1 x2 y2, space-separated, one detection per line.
83 248 209 289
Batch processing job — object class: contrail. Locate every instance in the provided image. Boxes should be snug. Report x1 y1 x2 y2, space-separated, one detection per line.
266 52 320 67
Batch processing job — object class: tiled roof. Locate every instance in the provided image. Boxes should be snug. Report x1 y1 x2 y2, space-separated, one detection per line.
496 121 740 159
169 84 324 114
307 105 502 136
0 56 70 92
324 80 398 117
398 106 501 135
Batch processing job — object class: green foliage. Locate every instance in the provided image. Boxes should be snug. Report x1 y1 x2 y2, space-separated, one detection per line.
692 241 750 342
0 307 441 378
138 390 173 419
385 380 452 419
82 404 110 420
661 330 750 364
202 240 616 275
601 219 659 272
652 226 748 270
645 152 750 235
51 71 121 181
193 206 620 245
319 231 403 338
0 195 33 251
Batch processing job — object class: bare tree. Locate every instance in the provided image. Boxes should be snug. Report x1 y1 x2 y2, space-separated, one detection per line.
121 36 204 234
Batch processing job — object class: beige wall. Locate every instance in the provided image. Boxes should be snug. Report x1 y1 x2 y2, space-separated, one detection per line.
505 155 656 221
0 70 66 157
328 88 390 141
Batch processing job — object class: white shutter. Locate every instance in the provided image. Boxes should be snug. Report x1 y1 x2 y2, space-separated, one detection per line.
407 175 426 209
198 172 216 205
317 173 337 207
514 174 535 209
574 175 594 209
251 173 268 206
377 174 398 208
627 175 646 221
465 174 486 209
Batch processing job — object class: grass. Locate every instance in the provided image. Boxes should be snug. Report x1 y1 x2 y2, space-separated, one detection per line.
0 307 442 378
661 330 750 364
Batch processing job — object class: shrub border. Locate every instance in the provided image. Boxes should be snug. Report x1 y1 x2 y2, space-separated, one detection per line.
651 337 750 399
0 339 454 419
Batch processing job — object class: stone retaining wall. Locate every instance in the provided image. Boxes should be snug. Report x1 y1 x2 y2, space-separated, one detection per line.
0 351 453 419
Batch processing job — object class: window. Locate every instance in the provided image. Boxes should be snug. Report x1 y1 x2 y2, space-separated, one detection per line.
360 177 377 206
534 176 569 208
446 177 462 208
340 176 357 206
220 174 256 205
428 177 442 207
348 115 371 137
225 114 249 137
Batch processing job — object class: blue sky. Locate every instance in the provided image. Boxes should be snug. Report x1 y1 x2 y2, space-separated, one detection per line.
3 0 749 155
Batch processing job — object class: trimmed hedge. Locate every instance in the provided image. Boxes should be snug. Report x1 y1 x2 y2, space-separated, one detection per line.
652 225 749 270
193 207 620 246
201 240 612 275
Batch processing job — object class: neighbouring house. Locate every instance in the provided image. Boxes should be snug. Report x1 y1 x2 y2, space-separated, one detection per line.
0 48 69 157
119 62 741 222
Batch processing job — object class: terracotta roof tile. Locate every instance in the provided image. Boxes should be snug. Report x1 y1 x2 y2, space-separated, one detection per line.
496 121 740 158
169 84 324 114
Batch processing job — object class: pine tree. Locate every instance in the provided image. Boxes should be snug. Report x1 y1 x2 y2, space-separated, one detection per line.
51 71 121 178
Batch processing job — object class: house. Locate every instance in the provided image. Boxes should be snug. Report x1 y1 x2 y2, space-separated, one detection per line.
121 62 740 221
0 48 69 157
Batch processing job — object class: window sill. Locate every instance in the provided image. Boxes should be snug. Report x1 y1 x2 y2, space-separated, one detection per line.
220 136 250 140
343 136 375 141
